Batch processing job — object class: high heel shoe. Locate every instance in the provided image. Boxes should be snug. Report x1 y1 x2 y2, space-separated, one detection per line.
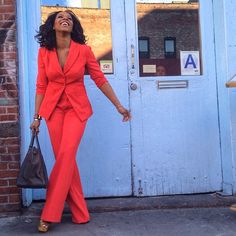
230 204 236 211
38 219 51 233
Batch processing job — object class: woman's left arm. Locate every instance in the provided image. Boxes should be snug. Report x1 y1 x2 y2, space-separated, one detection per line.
86 46 131 122
99 82 131 122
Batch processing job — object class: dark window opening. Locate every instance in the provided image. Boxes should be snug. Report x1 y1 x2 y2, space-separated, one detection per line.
164 37 176 58
138 37 150 58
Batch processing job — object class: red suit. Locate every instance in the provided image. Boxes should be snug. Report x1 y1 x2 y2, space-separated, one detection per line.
36 40 108 223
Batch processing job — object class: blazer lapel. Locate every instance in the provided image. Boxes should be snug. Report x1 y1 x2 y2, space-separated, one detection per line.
63 40 80 74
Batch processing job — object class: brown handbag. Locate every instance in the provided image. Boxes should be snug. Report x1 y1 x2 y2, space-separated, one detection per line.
17 131 48 188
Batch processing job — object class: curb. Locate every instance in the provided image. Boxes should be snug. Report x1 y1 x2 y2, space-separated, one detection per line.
20 193 236 217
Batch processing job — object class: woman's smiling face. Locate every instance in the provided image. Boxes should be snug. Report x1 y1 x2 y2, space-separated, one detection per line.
54 11 73 33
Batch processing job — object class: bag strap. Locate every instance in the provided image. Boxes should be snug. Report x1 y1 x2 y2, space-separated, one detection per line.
35 133 42 153
29 131 42 153
29 131 36 148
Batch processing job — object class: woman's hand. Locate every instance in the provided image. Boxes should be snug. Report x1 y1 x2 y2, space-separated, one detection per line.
30 120 41 133
116 105 131 122
99 83 131 121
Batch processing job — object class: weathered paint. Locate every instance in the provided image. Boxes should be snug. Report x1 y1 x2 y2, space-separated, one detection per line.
18 0 132 202
17 0 236 204
126 0 222 196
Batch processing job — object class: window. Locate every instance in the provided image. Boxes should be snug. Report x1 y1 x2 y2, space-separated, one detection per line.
138 37 150 58
164 37 176 58
137 0 201 76
41 1 113 74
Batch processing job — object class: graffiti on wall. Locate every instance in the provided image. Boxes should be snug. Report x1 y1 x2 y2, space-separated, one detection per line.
0 14 17 105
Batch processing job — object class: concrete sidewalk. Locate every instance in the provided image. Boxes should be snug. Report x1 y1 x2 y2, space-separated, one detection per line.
1 193 236 236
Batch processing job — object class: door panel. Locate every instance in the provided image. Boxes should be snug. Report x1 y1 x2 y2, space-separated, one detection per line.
78 79 131 197
33 0 131 199
127 0 222 196
131 80 222 195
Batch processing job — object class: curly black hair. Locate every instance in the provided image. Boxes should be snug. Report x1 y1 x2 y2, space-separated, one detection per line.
35 10 86 50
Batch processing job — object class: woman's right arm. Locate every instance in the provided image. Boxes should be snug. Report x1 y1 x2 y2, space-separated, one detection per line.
30 94 45 132
30 47 48 132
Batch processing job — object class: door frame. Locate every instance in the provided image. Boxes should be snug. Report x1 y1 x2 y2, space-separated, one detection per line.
17 0 41 206
212 0 235 195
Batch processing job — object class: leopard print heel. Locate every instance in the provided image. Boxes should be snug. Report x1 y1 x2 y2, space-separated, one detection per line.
38 219 51 233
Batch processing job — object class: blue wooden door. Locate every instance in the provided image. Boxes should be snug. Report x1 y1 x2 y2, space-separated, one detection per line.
33 0 132 200
18 0 132 202
126 0 223 196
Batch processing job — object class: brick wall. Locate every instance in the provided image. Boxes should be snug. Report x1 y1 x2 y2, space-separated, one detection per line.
41 6 113 60
0 0 21 212
137 3 200 59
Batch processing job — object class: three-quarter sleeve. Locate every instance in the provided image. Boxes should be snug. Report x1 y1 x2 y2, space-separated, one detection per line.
86 46 108 88
36 48 48 95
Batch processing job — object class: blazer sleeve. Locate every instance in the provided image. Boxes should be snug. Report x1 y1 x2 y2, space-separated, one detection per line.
36 47 48 95
86 46 108 88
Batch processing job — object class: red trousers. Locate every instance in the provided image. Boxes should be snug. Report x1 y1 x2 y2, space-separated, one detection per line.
41 93 90 223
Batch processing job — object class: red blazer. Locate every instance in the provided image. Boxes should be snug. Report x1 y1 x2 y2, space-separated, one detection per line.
36 40 108 121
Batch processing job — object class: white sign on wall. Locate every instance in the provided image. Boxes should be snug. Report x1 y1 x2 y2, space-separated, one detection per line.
143 65 156 73
100 60 113 74
180 51 200 76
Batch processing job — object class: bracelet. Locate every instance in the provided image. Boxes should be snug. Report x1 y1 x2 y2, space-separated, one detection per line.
33 114 42 121
116 104 123 109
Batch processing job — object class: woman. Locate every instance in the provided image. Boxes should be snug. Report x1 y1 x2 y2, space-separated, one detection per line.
30 10 131 233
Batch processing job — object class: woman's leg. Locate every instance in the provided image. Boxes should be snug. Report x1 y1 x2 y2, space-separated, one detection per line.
41 107 63 223
46 108 64 159
41 108 89 223
66 164 90 223
46 108 90 223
